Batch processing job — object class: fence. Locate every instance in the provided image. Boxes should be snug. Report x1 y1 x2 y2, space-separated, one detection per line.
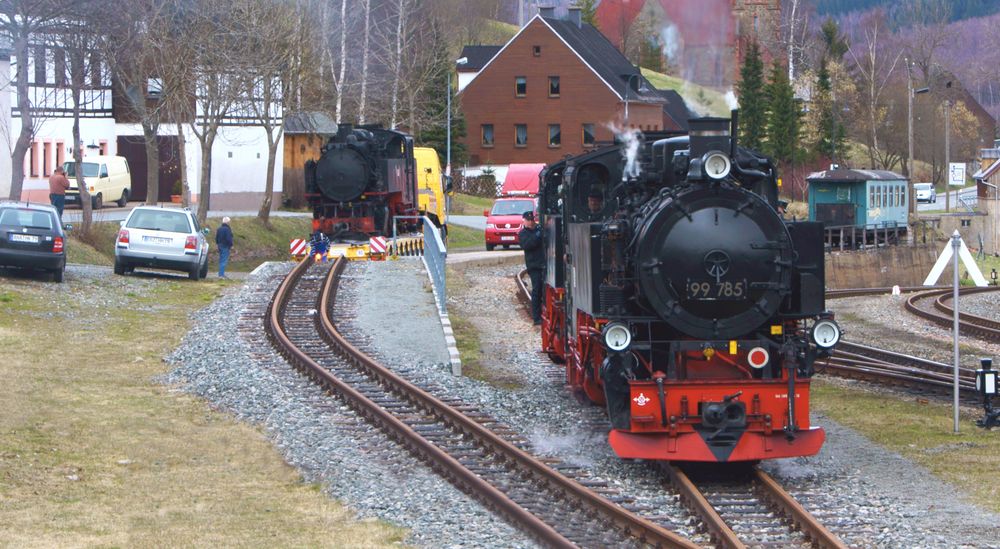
391 216 447 314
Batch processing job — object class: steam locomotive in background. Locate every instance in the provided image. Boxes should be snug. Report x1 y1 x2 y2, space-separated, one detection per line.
305 124 418 239
538 115 841 463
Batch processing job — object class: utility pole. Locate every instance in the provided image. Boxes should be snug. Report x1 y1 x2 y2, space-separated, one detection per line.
945 99 951 212
907 59 915 214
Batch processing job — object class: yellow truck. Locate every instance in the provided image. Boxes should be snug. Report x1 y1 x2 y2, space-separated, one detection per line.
413 147 448 235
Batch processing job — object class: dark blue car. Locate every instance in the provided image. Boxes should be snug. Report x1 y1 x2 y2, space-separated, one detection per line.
0 202 68 282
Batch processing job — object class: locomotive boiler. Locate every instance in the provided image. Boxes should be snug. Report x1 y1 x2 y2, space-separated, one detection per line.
305 124 417 238
538 115 840 463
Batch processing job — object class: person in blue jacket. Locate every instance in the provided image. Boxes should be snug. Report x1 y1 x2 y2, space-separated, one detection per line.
518 211 545 325
215 216 234 279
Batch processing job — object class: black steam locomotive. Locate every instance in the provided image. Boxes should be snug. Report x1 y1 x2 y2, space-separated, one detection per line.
538 115 840 462
305 124 417 238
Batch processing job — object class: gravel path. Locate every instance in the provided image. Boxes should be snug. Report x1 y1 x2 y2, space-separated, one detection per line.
162 259 1000 548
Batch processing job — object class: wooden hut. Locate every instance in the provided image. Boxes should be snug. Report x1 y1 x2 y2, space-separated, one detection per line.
807 168 909 250
283 112 338 208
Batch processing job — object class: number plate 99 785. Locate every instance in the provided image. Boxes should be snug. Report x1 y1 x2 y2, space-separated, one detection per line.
685 279 747 300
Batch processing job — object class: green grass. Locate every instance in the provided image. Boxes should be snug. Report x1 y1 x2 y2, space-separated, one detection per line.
641 68 731 117
451 193 494 215
447 223 484 251
65 216 311 273
813 380 1000 512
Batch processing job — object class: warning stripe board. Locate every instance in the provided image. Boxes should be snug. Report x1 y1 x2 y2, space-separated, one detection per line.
369 236 388 254
290 239 308 256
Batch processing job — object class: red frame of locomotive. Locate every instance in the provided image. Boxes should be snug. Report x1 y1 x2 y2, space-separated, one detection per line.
540 296 823 462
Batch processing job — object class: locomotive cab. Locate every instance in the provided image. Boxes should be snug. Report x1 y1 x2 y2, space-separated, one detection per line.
540 115 840 463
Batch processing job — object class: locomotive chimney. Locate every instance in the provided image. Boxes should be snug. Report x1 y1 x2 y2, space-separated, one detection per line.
567 6 582 27
688 117 731 159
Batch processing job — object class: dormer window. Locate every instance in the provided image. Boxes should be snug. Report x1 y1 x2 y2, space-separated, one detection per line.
533 45 541 56
515 76 526 97
147 77 163 99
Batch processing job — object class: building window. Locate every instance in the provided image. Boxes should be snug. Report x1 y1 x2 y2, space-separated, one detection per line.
56 141 64 169
43 142 51 176
481 124 494 147
99 140 108 156
582 123 596 146
29 142 39 177
515 76 526 97
515 124 527 147
54 49 66 87
548 124 561 147
533 45 541 56
34 46 46 84
548 76 560 97
90 52 102 87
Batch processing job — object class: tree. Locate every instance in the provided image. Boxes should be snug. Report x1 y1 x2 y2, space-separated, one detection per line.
576 0 599 29
820 17 849 61
736 41 767 152
764 60 801 165
812 61 845 161
0 0 79 200
357 0 372 124
417 64 466 170
846 10 902 169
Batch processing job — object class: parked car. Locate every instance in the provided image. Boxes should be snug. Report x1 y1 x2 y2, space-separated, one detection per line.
114 206 209 280
914 182 936 203
0 201 68 282
484 197 536 251
64 155 132 209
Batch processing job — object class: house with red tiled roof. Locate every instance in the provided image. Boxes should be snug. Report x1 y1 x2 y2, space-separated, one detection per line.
456 7 690 167
595 0 781 88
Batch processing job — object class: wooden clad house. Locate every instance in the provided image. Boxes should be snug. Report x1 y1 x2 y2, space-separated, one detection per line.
457 7 688 167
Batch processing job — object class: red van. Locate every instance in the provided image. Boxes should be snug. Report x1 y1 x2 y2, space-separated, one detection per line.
483 164 544 251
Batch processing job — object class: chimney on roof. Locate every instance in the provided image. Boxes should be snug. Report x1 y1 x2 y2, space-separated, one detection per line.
567 6 581 27
539 5 555 18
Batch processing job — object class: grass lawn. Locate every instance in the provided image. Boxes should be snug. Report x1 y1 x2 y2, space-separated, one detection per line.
813 380 1000 513
641 68 730 117
0 273 404 546
451 193 494 215
67 216 311 273
447 223 485 251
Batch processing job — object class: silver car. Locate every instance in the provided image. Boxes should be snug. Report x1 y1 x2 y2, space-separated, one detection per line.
114 206 209 280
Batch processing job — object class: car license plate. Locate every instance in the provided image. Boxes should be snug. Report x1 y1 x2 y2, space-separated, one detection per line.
501 236 515 241
143 235 172 244
9 233 39 244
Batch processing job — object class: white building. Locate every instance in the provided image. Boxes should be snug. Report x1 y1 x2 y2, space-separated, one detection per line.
7 39 282 210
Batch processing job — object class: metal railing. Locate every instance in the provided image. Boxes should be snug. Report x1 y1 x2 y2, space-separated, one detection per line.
392 216 447 314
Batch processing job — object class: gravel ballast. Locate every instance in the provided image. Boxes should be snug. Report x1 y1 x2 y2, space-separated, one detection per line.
164 258 1000 548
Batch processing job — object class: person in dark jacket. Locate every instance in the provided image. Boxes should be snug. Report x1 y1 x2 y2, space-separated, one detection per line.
518 210 545 325
215 216 234 279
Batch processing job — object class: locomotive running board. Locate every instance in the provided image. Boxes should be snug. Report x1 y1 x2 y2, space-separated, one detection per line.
608 427 825 462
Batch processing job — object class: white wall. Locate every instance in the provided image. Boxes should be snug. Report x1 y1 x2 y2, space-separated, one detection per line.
0 55 11 199
12 116 117 195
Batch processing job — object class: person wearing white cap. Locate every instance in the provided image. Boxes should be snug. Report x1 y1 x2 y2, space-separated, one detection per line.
215 216 234 278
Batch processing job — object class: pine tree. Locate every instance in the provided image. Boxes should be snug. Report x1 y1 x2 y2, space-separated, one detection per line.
416 68 467 169
763 60 800 165
576 0 599 28
812 61 845 161
736 41 767 151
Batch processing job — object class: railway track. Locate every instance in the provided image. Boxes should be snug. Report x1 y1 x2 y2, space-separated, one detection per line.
904 286 1000 343
267 256 697 548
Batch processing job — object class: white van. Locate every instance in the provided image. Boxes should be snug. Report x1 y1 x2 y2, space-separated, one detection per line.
63 156 132 209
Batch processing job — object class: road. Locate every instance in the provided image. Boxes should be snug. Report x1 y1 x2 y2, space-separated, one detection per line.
917 187 977 212
60 203 312 223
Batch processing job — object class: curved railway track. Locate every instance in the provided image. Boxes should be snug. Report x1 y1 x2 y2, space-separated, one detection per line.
904 286 1000 343
267 257 697 548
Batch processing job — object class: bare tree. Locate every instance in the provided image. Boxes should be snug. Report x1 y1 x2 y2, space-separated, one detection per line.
847 10 902 169
357 0 372 124
0 0 78 200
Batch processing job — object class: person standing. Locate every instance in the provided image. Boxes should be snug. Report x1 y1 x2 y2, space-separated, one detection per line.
215 216 234 279
48 167 71 220
518 211 545 325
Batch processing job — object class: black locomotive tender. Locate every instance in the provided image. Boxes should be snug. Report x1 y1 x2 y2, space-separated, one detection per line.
304 124 417 239
539 115 839 462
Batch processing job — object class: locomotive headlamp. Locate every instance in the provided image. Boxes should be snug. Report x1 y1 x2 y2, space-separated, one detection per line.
603 322 632 352
811 319 841 349
702 151 731 180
